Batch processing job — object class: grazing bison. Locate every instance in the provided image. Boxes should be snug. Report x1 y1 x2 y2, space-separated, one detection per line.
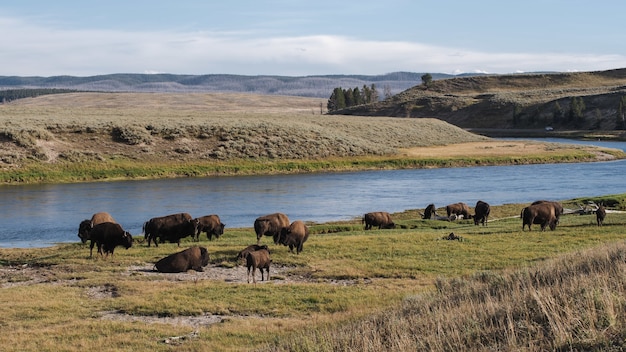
473 200 490 226
446 203 472 220
254 213 290 244
236 244 269 262
155 246 210 273
521 203 558 231
531 200 564 224
362 212 395 230
143 212 197 247
596 203 606 227
423 204 437 220
278 220 310 254
193 215 225 241
78 212 117 243
88 222 133 258
246 247 271 284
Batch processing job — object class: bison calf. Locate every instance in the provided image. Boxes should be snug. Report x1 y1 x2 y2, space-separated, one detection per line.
236 244 269 262
155 246 210 273
246 248 271 284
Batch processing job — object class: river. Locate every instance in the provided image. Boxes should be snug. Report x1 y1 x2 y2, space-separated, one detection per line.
0 138 625 248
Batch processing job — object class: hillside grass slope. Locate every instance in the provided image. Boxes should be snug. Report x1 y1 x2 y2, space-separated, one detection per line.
334 68 626 134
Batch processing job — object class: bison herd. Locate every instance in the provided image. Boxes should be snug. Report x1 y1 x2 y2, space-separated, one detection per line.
78 198 608 283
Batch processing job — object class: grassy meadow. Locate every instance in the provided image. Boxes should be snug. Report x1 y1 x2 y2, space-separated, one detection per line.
0 195 625 351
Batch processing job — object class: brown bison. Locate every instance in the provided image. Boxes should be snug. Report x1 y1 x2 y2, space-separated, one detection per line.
143 212 197 247
278 220 310 254
236 244 269 262
78 212 116 243
193 215 225 241
88 222 133 258
531 200 564 224
473 200 490 226
254 213 290 244
422 204 437 220
596 203 606 226
362 212 395 230
446 203 472 220
155 246 210 273
246 247 271 284
521 203 558 231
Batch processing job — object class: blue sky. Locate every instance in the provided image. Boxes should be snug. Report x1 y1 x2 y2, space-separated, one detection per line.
2 0 625 77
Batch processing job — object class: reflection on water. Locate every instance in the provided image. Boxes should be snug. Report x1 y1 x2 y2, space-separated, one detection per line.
0 139 625 247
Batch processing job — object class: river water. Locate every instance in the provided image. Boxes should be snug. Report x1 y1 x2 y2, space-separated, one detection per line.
0 138 624 248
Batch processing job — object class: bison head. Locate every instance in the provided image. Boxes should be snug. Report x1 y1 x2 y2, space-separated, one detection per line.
122 232 134 249
78 220 93 243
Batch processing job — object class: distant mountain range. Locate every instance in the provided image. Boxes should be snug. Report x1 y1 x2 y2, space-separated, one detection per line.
0 72 479 98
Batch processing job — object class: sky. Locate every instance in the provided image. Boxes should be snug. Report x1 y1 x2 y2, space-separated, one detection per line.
2 0 626 77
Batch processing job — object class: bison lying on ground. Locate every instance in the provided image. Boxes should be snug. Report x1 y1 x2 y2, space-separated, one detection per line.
473 200 490 226
254 213 290 244
78 212 116 243
521 202 558 231
246 247 271 284
278 220 310 254
88 222 133 258
362 212 395 230
144 212 197 247
596 203 606 226
446 202 472 220
193 214 225 241
155 246 210 273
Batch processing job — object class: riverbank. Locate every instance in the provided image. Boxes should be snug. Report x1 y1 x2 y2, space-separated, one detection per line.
468 128 626 141
1 92 624 185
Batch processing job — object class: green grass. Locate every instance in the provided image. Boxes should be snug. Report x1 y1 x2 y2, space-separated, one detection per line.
0 195 625 351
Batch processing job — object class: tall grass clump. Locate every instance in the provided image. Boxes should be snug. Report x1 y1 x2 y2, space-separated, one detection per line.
264 241 626 351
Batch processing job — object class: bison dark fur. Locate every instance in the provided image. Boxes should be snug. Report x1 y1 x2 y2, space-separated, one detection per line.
254 213 290 244
531 200 563 224
423 204 437 220
87 222 133 258
473 201 490 226
193 215 225 241
446 202 472 220
596 203 606 227
246 248 271 284
155 246 210 273
521 203 558 231
78 212 116 243
362 212 395 230
278 220 309 254
143 212 197 247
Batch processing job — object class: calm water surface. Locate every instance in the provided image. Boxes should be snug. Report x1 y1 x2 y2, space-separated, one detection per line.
1 139 624 248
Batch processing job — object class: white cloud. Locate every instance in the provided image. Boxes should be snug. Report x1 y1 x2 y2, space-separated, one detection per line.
1 16 625 76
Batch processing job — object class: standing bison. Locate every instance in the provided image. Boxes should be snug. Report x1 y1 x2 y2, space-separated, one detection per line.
88 222 133 258
422 204 437 220
143 212 197 247
236 244 269 262
446 203 472 220
531 200 564 224
278 220 310 254
246 247 271 284
473 201 490 226
193 215 225 241
78 212 117 243
362 212 395 230
596 203 606 226
521 203 558 231
155 246 210 273
254 213 290 244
